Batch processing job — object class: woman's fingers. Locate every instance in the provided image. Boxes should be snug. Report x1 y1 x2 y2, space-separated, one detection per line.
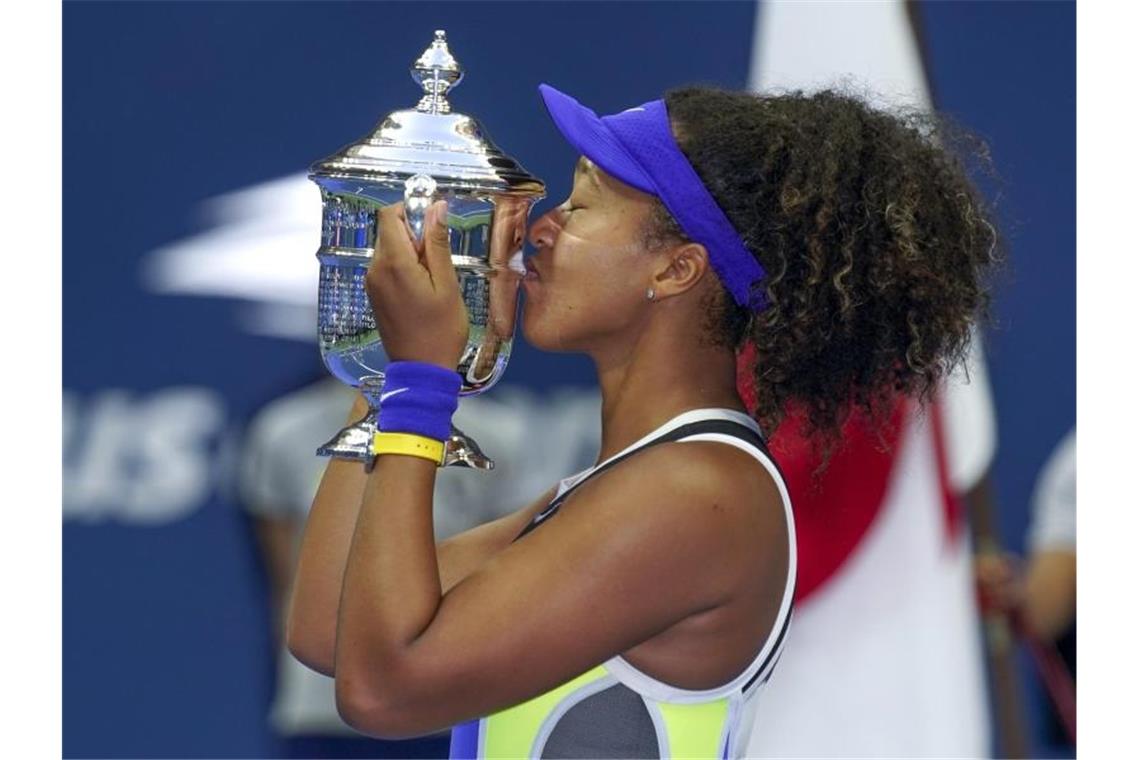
373 201 454 289
374 203 419 270
360 198 469 367
421 201 458 289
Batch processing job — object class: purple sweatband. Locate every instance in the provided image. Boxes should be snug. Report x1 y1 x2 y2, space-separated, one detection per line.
377 361 461 442
538 83 768 311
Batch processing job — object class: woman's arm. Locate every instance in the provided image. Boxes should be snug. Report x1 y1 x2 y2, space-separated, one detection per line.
285 393 372 676
331 441 787 739
285 391 554 676
435 484 556 595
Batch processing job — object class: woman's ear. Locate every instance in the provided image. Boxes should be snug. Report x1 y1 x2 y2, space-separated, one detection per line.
651 242 711 300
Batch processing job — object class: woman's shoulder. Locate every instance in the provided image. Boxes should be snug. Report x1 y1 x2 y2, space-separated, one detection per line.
571 438 785 548
658 439 783 521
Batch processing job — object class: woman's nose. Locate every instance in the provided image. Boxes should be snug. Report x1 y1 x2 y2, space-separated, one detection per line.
527 207 563 250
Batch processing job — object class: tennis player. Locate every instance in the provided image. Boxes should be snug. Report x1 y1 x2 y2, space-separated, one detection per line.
286 84 999 759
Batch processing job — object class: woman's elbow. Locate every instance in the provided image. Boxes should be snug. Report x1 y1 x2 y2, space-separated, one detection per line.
335 676 429 739
285 618 336 678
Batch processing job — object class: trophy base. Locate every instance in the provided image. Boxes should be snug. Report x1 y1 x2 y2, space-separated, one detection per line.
317 416 496 471
316 417 376 461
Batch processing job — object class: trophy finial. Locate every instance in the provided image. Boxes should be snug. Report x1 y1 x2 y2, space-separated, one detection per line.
411 29 463 115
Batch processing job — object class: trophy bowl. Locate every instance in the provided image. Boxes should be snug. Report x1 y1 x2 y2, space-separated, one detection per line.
309 30 545 468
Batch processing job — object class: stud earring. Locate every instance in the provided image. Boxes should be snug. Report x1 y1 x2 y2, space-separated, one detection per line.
646 288 656 301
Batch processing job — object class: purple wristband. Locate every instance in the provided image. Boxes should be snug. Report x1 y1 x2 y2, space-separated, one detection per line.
377 361 462 442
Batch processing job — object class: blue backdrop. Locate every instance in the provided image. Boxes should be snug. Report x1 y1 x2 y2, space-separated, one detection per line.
63 2 1074 757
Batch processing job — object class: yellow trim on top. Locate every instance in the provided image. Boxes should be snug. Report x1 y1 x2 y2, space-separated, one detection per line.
482 665 611 759
657 697 730 758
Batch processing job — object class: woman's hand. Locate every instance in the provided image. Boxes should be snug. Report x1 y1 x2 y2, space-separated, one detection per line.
366 201 469 370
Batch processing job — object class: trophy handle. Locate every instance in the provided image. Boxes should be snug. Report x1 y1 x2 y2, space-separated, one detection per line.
404 174 439 241
444 424 495 470
315 406 377 462
316 375 384 462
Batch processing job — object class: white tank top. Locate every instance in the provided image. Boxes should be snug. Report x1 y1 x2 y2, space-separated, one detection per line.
450 408 798 759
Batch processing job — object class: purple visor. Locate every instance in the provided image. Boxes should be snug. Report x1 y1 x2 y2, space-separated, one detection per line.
538 83 767 311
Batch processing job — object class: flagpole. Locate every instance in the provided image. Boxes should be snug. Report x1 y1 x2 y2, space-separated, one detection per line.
964 475 1031 759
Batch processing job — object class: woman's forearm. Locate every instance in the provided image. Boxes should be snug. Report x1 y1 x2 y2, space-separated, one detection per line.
286 393 371 676
334 451 442 715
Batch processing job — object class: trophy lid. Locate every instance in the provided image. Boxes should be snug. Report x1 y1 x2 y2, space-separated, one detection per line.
310 30 545 199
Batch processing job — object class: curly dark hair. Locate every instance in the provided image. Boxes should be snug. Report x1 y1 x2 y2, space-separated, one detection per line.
648 86 1003 448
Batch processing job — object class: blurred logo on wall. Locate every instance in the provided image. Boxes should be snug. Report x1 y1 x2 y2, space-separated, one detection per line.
142 172 321 342
64 387 227 524
65 174 322 525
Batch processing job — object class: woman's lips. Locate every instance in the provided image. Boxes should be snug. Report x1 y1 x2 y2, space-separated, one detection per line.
523 259 540 280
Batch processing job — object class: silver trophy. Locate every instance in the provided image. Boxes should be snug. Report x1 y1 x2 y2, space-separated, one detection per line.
309 30 545 469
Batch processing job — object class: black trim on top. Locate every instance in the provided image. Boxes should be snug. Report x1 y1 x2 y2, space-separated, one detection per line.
741 602 794 695
514 418 781 542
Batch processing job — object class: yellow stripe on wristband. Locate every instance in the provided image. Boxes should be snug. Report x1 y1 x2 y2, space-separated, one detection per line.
371 432 446 466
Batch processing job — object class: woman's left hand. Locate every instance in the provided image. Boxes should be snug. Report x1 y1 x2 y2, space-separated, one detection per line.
365 201 469 370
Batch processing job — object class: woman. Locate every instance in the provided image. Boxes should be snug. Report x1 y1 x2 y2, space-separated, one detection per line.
286 84 999 759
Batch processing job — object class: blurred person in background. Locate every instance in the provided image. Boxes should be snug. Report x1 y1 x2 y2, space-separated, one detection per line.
241 377 600 758
976 429 1076 755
